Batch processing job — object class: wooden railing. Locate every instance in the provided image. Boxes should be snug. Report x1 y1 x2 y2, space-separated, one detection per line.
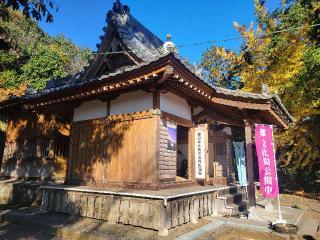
2 136 69 161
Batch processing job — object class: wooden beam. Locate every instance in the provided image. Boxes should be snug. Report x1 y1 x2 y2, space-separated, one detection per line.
161 111 192 128
194 110 244 126
244 119 256 207
211 97 271 110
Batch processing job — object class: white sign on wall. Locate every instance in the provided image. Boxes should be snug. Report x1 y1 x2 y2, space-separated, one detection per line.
195 125 206 179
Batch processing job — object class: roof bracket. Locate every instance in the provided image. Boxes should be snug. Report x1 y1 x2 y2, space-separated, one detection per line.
156 65 174 85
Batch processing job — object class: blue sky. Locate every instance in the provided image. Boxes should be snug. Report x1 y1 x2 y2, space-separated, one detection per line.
40 0 280 64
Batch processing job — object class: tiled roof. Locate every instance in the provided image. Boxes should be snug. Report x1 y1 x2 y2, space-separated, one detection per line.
107 3 164 62
1 1 293 124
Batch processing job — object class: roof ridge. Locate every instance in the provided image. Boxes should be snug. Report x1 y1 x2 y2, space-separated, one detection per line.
105 1 164 63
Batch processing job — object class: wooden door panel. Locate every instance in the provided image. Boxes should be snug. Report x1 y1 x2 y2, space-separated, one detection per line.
67 115 158 186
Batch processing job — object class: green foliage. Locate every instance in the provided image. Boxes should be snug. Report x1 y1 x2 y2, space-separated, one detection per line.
201 46 242 89
1 0 57 22
0 9 92 99
0 69 21 89
20 44 69 90
201 0 320 192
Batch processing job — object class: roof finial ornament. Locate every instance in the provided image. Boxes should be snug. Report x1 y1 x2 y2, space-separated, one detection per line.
112 0 130 15
163 33 178 54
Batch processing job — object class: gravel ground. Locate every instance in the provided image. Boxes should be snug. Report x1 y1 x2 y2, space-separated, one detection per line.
59 217 211 240
0 217 210 240
197 226 289 240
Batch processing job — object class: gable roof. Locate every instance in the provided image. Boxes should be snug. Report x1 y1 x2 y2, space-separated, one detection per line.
107 2 164 62
0 1 293 127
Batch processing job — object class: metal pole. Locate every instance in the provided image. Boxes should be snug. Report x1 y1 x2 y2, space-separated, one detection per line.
271 126 286 224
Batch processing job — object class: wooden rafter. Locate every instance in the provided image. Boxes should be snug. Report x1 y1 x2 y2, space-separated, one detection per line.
194 109 243 126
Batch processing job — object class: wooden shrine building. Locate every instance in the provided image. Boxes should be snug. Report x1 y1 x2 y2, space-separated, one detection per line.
0 1 293 235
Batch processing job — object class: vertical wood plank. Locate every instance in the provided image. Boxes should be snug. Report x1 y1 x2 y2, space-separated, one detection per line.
109 196 120 224
171 201 178 227
48 191 55 212
199 196 203 217
166 202 172 229
121 199 129 224
41 190 49 211
184 199 190 223
178 200 184 225
190 197 199 224
87 195 95 218
208 194 212 215
100 196 108 220
203 195 208 216
95 196 102 219
60 192 68 214
79 194 88 217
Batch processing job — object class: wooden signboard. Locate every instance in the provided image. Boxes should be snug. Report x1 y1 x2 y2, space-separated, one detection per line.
194 124 208 180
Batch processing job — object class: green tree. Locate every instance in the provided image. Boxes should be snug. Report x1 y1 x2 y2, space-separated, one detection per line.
0 9 92 100
1 0 57 22
20 43 69 90
201 0 320 192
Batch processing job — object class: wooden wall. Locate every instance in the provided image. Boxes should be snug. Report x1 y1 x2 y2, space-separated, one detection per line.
67 111 159 189
0 109 71 180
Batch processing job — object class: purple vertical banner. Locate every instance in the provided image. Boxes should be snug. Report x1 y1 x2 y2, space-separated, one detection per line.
255 124 279 198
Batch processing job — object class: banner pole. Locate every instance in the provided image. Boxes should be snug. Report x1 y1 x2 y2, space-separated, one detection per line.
271 126 286 224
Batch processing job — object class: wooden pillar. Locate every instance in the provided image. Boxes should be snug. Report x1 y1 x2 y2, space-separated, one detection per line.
205 124 210 185
245 120 256 207
106 100 111 117
153 89 160 109
66 124 73 182
188 127 195 182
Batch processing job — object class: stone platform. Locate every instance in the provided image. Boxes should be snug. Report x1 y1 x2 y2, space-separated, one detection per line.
40 184 247 235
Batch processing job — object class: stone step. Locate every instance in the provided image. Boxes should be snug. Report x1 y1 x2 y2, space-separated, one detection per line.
218 186 245 196
220 192 247 205
219 201 248 217
227 201 247 213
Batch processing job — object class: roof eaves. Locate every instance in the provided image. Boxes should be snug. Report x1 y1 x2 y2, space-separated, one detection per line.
272 94 294 123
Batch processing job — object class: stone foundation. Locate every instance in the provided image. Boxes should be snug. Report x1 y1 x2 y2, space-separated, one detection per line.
0 179 43 206
40 186 231 235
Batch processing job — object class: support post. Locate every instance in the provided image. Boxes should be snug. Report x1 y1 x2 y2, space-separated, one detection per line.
153 89 160 109
205 124 210 185
244 120 256 207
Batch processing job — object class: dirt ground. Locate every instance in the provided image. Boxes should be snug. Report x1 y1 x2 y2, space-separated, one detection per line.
279 194 320 213
198 226 289 240
0 194 319 240
0 221 56 240
0 217 212 240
